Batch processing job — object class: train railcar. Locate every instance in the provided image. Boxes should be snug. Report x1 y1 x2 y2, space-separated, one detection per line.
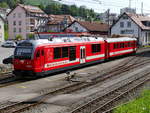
13 37 105 77
13 37 137 77
105 37 137 59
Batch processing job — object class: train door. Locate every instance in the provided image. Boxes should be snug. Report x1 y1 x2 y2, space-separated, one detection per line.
35 48 45 72
80 46 86 63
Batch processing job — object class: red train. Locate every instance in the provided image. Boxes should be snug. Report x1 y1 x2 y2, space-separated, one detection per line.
13 37 137 77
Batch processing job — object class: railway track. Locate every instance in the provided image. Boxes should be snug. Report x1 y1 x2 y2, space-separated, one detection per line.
69 70 150 113
0 49 149 112
0 52 150 113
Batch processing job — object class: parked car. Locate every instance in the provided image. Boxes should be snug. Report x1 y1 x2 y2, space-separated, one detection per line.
1 41 16 48
3 55 14 64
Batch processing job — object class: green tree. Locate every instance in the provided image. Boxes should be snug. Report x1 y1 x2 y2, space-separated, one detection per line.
0 2 9 8
27 33 35 39
4 24 8 40
15 34 23 41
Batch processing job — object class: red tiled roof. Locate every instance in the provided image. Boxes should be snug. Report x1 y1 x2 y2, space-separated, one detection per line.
18 4 45 13
47 15 75 25
76 21 109 32
125 13 150 30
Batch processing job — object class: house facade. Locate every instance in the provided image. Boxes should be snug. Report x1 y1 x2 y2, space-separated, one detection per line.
111 13 150 45
0 16 4 43
65 21 109 36
7 4 48 40
46 15 75 32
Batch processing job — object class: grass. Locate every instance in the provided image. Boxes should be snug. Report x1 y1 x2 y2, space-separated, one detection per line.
113 90 150 113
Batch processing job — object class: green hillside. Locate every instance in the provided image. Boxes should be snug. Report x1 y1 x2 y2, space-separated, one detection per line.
24 0 56 6
0 0 99 21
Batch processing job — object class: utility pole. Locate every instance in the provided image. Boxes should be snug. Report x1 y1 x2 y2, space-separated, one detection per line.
107 9 110 36
141 2 143 15
107 9 110 26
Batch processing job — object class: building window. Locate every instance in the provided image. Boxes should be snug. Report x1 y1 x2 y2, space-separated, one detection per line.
13 13 16 18
14 28 16 32
122 15 128 19
18 13 21 18
120 22 124 28
75 27 79 32
19 28 21 33
19 21 22 25
13 21 16 25
127 21 131 27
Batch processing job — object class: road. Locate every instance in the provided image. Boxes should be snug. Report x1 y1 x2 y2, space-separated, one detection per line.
0 46 15 64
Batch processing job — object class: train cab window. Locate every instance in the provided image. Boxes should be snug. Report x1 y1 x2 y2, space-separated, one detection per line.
36 50 40 58
69 46 76 61
62 47 69 58
41 50 44 56
92 44 101 53
54 47 61 59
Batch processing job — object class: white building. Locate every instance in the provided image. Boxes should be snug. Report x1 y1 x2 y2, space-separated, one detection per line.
111 12 150 45
120 7 136 14
7 4 48 40
0 16 4 43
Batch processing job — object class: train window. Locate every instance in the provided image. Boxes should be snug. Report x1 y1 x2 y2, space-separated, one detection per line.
128 42 131 47
122 43 124 48
36 50 40 58
54 47 61 59
41 50 44 56
117 43 120 48
92 44 101 53
69 46 76 61
62 47 68 58
120 43 124 48
114 43 117 49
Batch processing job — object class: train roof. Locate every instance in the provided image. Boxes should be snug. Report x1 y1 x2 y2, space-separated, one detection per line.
106 37 137 42
17 37 137 48
17 37 105 47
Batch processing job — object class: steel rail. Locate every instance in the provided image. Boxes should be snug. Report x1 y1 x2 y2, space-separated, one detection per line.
69 72 150 113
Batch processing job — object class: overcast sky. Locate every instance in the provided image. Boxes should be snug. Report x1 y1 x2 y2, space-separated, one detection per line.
56 0 150 14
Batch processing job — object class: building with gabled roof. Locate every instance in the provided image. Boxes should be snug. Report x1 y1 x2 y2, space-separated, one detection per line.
46 15 75 32
111 12 150 45
7 4 48 40
64 20 109 36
